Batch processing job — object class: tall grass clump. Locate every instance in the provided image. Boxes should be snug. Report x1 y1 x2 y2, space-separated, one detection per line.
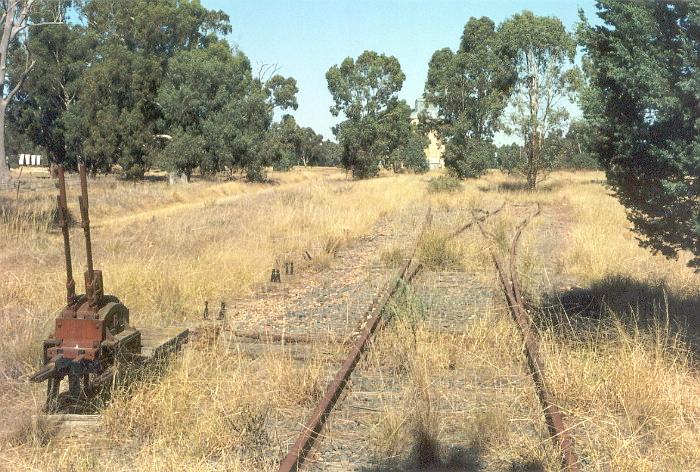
417 229 463 270
0 195 58 235
427 175 462 194
540 308 700 471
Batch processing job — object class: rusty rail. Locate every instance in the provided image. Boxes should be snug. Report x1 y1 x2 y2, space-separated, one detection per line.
449 201 505 239
278 207 432 472
474 205 580 472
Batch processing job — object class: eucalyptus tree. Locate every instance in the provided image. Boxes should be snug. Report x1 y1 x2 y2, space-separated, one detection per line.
0 0 63 183
203 70 298 181
63 0 231 177
499 10 578 188
580 0 700 268
273 115 324 167
7 3 92 170
157 41 298 181
390 130 429 173
424 17 514 178
158 42 247 179
318 139 341 167
326 50 412 178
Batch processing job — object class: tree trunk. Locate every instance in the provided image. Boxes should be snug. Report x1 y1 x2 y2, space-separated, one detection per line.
0 2 14 185
527 132 540 189
0 101 9 183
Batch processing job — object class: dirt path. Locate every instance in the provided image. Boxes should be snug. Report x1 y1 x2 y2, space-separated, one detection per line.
92 178 333 229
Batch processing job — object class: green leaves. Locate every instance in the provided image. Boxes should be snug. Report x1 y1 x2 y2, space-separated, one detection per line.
580 0 700 268
444 139 495 179
266 75 299 111
499 10 577 188
158 131 206 180
12 0 302 181
326 50 413 179
6 2 93 168
55 0 234 178
499 10 575 64
424 17 514 179
326 50 405 121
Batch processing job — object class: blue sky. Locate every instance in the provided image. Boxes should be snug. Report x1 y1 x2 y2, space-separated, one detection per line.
203 1 599 143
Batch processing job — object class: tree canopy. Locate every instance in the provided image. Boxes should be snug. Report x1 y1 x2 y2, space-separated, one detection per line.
61 0 235 178
579 0 700 268
424 17 514 178
6 0 302 181
326 50 423 178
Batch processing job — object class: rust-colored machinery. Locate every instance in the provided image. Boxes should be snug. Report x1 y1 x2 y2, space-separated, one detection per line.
30 164 141 411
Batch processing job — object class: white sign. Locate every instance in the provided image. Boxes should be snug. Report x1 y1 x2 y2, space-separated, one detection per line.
18 153 43 166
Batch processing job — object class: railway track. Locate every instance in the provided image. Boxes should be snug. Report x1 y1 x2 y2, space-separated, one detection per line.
277 207 433 472
28 197 581 471
271 203 581 471
474 205 580 471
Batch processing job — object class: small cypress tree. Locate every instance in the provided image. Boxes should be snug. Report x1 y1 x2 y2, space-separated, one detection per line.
580 1 700 268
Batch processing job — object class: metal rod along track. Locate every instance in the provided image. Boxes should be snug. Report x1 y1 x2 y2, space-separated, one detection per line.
474 205 580 472
278 207 432 472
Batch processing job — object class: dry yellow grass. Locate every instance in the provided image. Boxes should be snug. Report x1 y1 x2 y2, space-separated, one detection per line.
345 170 698 471
1 168 698 471
0 167 427 471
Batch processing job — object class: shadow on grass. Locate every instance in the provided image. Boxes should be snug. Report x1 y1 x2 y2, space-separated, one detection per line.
538 274 700 355
360 429 482 472
361 428 544 472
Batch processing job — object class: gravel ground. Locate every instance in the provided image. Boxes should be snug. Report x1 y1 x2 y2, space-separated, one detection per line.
300 202 578 471
227 201 428 338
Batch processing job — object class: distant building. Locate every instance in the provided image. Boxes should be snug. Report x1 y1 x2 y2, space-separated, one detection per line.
410 99 445 169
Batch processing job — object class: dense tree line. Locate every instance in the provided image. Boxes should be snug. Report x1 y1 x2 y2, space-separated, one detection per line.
422 12 580 187
2 2 696 271
4 0 337 181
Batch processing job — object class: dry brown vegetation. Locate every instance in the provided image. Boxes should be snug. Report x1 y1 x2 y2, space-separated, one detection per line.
1 168 698 471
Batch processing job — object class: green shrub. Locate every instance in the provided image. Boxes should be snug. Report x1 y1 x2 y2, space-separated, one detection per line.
427 175 462 194
417 230 463 270
443 138 494 179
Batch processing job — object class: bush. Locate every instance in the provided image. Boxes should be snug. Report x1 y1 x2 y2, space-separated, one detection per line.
496 143 521 174
556 152 600 170
444 138 494 179
417 229 463 270
381 246 405 267
245 163 267 182
427 175 462 194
